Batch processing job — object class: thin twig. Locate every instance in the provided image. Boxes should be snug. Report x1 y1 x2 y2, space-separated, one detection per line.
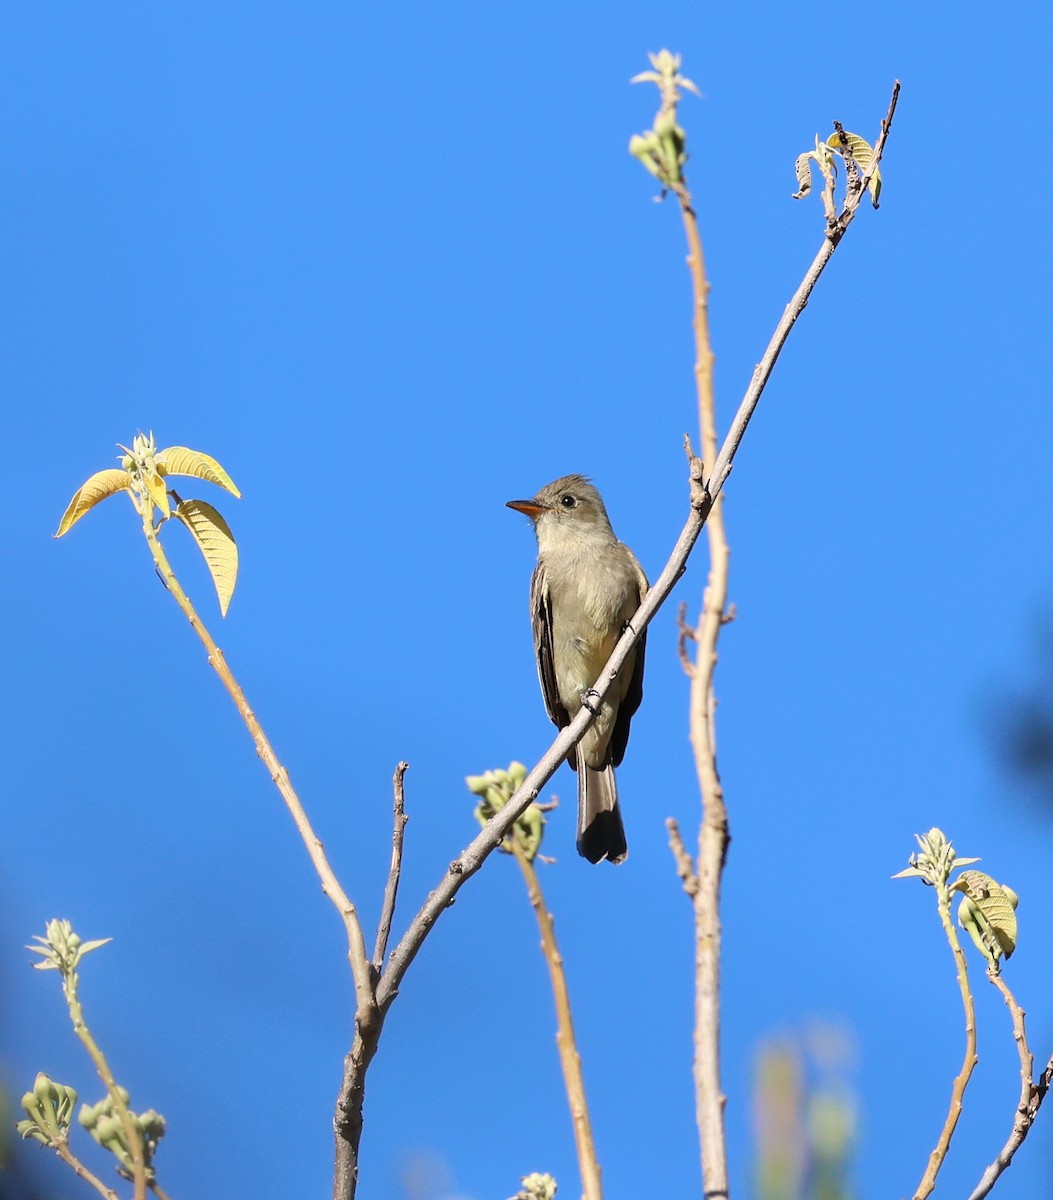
373 763 410 973
706 82 900 504
913 889 978 1199
666 819 698 895
54 1142 119 1200
512 847 603 1200
62 973 147 1200
857 83 900 209
676 602 696 676
141 521 377 1022
141 518 384 1200
966 974 1045 1200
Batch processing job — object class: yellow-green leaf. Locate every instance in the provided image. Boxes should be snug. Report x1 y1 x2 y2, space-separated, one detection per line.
173 499 239 617
141 468 171 519
54 469 132 538
157 446 241 498
954 870 1018 961
826 130 882 207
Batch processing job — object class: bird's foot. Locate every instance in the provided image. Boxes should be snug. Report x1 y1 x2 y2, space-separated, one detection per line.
579 688 602 714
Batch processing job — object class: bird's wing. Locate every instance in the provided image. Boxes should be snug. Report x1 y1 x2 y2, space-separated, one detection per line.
609 549 649 767
530 560 569 730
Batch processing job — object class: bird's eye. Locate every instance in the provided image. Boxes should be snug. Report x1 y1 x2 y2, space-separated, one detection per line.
560 494 577 508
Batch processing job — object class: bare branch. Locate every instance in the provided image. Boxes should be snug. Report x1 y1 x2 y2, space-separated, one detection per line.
707 81 900 503
373 763 410 973
141 521 377 1022
913 887 978 1199
138 518 384 1200
666 818 698 895
677 601 696 676
967 974 1046 1200
857 81 901 210
333 1027 381 1200
512 848 603 1200
673 114 733 1198
54 1142 120 1200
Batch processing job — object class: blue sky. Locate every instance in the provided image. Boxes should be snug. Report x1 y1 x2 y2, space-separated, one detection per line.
4 2 1053 1198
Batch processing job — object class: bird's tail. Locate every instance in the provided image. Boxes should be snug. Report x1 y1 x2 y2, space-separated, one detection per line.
576 753 628 865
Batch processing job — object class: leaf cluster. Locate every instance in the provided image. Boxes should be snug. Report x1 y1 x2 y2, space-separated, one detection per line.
55 432 242 617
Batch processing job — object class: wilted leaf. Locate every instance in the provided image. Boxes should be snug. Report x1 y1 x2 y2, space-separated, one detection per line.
792 152 813 200
173 499 239 616
826 130 882 207
55 469 132 538
157 446 241 498
954 870 1018 960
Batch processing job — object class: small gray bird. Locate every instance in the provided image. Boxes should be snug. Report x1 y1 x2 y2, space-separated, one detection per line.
507 475 648 864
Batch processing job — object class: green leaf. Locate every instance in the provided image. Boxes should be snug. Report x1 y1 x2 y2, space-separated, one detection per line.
173 499 239 616
157 446 241 498
55 469 132 538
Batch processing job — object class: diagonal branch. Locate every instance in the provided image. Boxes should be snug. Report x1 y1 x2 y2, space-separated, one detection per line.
376 465 710 1012
707 81 900 501
376 83 902 1017
141 520 377 1023
333 78 904 1200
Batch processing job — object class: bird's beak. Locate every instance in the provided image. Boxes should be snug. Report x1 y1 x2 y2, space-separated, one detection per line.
506 499 548 517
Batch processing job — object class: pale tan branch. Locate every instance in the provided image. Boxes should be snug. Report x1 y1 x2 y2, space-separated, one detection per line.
55 1142 120 1200
666 818 699 895
141 519 382 1200
966 973 1044 1200
675 155 732 1200
63 974 147 1200
141 522 375 1019
513 847 603 1200
677 602 697 676
913 891 977 1199
705 82 900 503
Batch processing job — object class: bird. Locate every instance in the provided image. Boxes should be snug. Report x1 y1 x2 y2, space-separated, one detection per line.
506 474 648 864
